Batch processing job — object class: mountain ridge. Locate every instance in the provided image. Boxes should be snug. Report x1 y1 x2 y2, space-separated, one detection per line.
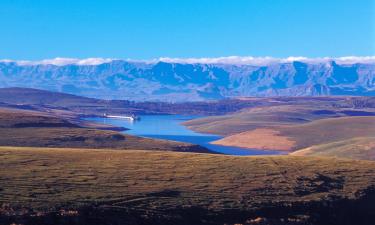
0 59 374 101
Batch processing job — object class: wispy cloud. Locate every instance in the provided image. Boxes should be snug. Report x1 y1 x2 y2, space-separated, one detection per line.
1 56 374 66
0 57 114 66
158 56 375 65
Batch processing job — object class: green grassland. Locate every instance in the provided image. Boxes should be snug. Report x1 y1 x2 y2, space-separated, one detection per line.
1 147 375 225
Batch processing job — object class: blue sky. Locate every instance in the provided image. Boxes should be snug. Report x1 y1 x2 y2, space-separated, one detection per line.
0 0 374 60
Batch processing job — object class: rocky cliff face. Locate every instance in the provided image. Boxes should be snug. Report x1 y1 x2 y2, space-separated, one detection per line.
0 60 374 101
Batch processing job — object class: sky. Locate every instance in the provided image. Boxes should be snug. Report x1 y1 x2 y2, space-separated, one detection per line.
0 0 374 60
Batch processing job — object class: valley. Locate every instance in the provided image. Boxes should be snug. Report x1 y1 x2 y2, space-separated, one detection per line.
0 108 212 154
1 1 374 224
87 115 282 155
184 99 375 160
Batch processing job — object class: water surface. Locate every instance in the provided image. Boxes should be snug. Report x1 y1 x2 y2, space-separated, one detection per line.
87 115 282 156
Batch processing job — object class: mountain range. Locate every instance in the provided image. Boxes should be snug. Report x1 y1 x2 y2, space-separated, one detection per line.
0 57 374 101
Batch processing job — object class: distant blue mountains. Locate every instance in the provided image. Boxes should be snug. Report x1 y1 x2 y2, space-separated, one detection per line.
0 58 374 101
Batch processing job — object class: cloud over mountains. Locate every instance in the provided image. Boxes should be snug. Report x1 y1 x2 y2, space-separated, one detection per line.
1 56 375 66
158 56 375 65
0 56 375 101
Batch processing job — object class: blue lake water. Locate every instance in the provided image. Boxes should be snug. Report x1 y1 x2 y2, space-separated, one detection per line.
86 115 282 156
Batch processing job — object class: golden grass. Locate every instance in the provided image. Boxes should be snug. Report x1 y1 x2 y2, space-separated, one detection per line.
183 104 375 136
291 137 375 160
1 146 375 211
0 109 210 153
0 108 73 128
1 147 375 224
212 128 296 151
278 116 375 148
0 127 206 152
183 105 340 135
208 117 375 157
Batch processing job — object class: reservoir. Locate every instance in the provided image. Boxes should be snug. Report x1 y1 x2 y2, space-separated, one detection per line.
87 115 282 156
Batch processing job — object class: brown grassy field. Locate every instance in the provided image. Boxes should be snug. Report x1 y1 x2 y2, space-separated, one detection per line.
212 116 375 154
291 137 375 160
3 87 368 117
1 146 375 225
0 107 128 131
184 104 375 135
0 108 211 153
183 105 320 135
212 128 296 151
181 97 375 160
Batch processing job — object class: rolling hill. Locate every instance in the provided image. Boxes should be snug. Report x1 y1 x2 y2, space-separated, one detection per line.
183 102 375 160
211 116 375 157
0 108 211 153
291 137 375 160
2 87 375 159
0 87 303 116
1 147 375 225
183 104 375 135
4 87 371 117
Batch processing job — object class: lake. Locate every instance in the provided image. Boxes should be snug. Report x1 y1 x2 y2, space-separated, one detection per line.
86 115 282 156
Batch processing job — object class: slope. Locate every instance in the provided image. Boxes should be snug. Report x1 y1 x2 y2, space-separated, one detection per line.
1 147 375 225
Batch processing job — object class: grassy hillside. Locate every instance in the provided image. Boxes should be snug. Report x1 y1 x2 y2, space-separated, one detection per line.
2 87 374 117
183 105 333 135
0 87 100 106
291 137 375 160
0 87 289 116
0 108 211 153
0 87 143 117
184 104 375 135
0 108 79 128
184 102 375 160
212 116 375 153
1 147 375 225
277 116 375 150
